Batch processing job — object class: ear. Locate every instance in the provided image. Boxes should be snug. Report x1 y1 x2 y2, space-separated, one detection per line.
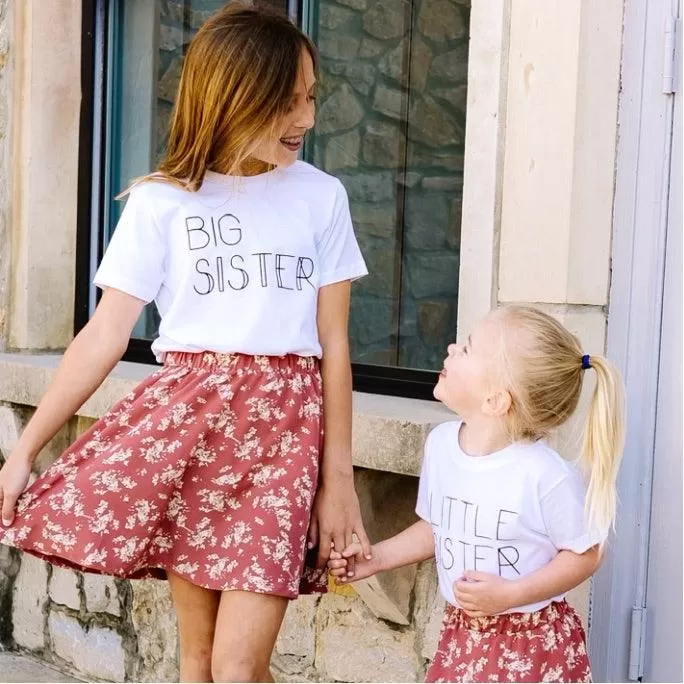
482 389 511 417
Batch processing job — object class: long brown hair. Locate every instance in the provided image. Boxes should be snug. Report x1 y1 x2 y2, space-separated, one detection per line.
495 305 625 544
129 3 317 193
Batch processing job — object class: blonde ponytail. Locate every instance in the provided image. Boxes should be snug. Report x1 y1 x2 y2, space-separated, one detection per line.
578 355 625 544
496 305 626 546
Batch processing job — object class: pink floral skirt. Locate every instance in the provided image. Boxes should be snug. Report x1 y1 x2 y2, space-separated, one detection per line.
0 352 328 597
425 600 592 683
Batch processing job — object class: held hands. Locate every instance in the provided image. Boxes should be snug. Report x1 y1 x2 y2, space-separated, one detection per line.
327 541 379 584
307 476 372 576
453 570 519 617
0 455 32 527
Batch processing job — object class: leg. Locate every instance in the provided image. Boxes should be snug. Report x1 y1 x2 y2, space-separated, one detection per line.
211 590 289 683
168 571 221 683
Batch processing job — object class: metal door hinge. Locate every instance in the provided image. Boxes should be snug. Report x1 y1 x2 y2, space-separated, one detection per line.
628 606 647 681
663 15 681 93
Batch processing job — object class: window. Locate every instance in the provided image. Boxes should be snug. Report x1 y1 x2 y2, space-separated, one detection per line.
76 0 470 399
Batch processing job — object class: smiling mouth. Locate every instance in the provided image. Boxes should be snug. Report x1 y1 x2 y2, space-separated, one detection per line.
440 369 447 378
280 136 304 151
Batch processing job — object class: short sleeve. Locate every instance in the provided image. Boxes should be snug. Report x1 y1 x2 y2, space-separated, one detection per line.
93 185 166 303
540 474 603 553
415 433 435 522
317 181 368 287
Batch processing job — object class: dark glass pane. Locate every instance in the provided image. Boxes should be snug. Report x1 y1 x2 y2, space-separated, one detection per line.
307 0 470 370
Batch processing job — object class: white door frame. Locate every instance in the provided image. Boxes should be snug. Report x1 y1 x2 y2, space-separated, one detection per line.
589 0 681 681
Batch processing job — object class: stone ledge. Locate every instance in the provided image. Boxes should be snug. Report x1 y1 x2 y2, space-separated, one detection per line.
0 352 452 477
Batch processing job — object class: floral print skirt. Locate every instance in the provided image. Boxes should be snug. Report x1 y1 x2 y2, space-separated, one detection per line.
0 352 328 597
425 600 592 683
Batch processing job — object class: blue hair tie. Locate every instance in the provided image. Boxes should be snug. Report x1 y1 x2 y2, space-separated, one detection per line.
581 354 592 370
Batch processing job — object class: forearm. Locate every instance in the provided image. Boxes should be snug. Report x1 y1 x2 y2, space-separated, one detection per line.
12 320 128 464
510 547 600 608
372 520 435 573
319 341 354 481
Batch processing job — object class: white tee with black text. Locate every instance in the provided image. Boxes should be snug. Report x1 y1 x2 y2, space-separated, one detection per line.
94 162 368 360
416 420 603 613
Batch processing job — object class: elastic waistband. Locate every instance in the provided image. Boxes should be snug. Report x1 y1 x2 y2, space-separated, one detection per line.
163 351 319 373
446 600 576 634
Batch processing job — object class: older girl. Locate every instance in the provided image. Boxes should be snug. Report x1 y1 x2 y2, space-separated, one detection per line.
0 4 370 682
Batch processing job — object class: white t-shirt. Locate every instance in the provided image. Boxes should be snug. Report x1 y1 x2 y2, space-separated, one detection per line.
94 162 368 360
416 420 602 613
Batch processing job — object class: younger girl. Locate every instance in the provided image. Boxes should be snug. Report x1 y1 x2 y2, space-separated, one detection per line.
329 305 625 683
0 4 370 682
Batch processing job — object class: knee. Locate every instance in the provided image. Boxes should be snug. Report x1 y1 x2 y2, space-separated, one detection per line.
212 654 269 683
180 647 213 682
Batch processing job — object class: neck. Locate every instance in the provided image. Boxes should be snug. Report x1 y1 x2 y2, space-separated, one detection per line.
458 416 511 456
238 157 272 177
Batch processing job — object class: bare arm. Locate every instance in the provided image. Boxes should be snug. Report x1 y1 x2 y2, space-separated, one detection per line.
308 280 371 569
0 288 145 523
329 520 435 582
454 547 601 616
508 546 600 606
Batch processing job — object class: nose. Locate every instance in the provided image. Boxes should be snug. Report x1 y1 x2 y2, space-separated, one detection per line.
294 97 315 131
447 343 458 356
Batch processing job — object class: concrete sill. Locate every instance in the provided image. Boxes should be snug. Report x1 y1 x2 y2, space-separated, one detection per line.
0 352 452 477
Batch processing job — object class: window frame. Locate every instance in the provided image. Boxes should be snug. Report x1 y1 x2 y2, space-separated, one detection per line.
75 0 445 401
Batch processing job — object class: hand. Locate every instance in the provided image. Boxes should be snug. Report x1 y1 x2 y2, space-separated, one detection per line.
0 455 32 527
327 542 379 583
308 476 372 575
453 570 519 617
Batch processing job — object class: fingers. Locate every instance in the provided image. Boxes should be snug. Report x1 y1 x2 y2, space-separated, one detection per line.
316 531 333 569
1 490 16 527
354 525 373 561
334 532 351 575
462 570 488 582
341 541 364 558
343 531 356 577
327 556 349 577
307 517 319 551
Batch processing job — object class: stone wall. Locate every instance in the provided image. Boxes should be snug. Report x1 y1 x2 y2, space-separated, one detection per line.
0 402 447 682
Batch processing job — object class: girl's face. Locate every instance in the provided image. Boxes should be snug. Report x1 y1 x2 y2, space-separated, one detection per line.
250 48 316 169
433 314 506 417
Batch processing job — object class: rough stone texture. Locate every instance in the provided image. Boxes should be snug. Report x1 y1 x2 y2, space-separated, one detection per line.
0 405 22 465
316 594 421 682
325 129 360 172
418 0 468 42
363 0 407 40
0 544 19 645
362 121 403 168
273 595 319 678
48 567 81 611
130 579 179 682
12 554 48 651
354 469 419 622
320 3 355 30
82 574 120 617
317 84 365 134
0 653 82 683
413 559 445 661
48 613 126 683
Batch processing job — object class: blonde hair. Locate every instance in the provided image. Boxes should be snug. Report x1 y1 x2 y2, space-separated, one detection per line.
125 3 317 194
494 305 625 545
